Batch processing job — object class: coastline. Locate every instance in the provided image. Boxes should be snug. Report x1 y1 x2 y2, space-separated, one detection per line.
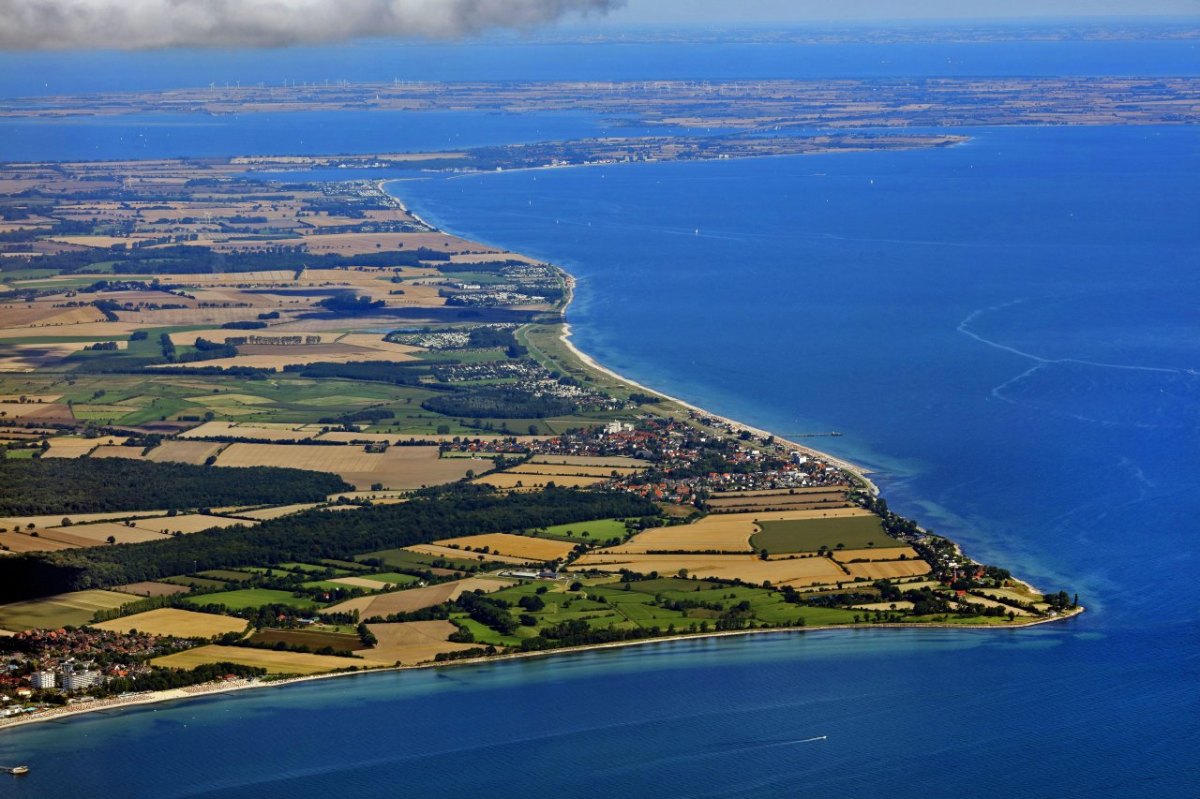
0 607 1082 735
0 178 1082 739
382 177 879 492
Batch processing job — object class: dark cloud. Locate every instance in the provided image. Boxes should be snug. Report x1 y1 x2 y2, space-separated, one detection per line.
0 0 623 51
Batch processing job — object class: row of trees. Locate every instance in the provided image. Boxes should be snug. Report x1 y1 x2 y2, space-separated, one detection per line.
0 486 658 602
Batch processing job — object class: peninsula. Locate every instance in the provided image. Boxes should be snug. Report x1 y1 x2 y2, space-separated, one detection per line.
0 129 1090 728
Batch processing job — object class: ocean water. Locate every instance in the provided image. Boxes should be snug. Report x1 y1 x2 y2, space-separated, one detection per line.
2 39 1199 798
0 109 680 162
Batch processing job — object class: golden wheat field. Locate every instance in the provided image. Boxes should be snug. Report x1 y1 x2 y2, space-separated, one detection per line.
613 508 878 555
42 521 168 545
152 645 389 674
842 560 931 580
93 608 249 638
405 543 530 565
213 442 474 489
433 533 575 562
473 473 600 490
831 546 921 563
364 620 479 665
324 577 513 618
0 531 78 553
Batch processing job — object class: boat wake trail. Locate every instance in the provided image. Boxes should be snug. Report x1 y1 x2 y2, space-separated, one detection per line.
956 297 1198 427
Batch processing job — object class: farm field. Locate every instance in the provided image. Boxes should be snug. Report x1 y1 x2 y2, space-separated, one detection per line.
405 543 530 565
39 521 168 545
706 489 854 513
0 589 130 631
93 440 227 465
842 559 931 580
42 435 126 458
326 575 399 590
570 552 848 588
112 581 192 598
365 620 478 664
0 509 170 530
132 514 256 534
751 513 899 554
0 531 79 553
231 503 323 520
473 473 599 490
324 577 513 618
183 589 318 612
526 517 630 542
611 509 877 555
92 608 248 638
961 594 1034 617
832 546 921 562
358 547 481 573
247 628 366 651
213 442 475 489
152 644 388 674
433 532 575 562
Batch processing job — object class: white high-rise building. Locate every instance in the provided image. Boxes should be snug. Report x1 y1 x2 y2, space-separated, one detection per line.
29 670 56 690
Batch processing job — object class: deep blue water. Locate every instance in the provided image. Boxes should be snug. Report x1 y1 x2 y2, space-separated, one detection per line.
2 38 1199 799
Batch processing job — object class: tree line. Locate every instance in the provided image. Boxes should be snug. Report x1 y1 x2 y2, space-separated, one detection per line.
0 459 350 516
0 486 658 602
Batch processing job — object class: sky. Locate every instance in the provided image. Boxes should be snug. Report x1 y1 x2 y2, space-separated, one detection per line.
604 0 1200 24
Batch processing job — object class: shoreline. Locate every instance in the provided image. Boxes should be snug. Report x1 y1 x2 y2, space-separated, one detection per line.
0 607 1082 736
381 175 879 492
0 176 1079 738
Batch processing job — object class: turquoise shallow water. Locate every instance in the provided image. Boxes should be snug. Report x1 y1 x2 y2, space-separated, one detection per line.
2 38 1198 798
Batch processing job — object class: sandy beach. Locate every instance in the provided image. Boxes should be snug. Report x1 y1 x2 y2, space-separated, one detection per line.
0 607 1082 735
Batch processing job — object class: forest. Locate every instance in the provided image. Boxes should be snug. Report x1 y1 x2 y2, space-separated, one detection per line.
0 459 351 516
0 486 658 602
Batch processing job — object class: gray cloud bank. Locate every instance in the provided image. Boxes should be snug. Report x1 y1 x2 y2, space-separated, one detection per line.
0 0 622 51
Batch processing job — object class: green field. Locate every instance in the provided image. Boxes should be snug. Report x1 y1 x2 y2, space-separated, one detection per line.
195 569 254 582
358 572 420 587
247 628 365 651
359 547 482 572
277 562 353 576
184 588 319 611
750 515 898 554
0 589 131 631
160 575 230 590
527 517 630 542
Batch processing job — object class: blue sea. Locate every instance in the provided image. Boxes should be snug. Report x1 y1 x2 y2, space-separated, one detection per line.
2 35 1198 799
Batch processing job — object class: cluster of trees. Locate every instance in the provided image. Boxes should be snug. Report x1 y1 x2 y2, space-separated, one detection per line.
317 292 385 315
422 386 576 419
317 408 394 426
0 459 350 516
283 360 438 387
518 619 660 652
0 486 657 602
456 591 518 635
100 663 266 695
